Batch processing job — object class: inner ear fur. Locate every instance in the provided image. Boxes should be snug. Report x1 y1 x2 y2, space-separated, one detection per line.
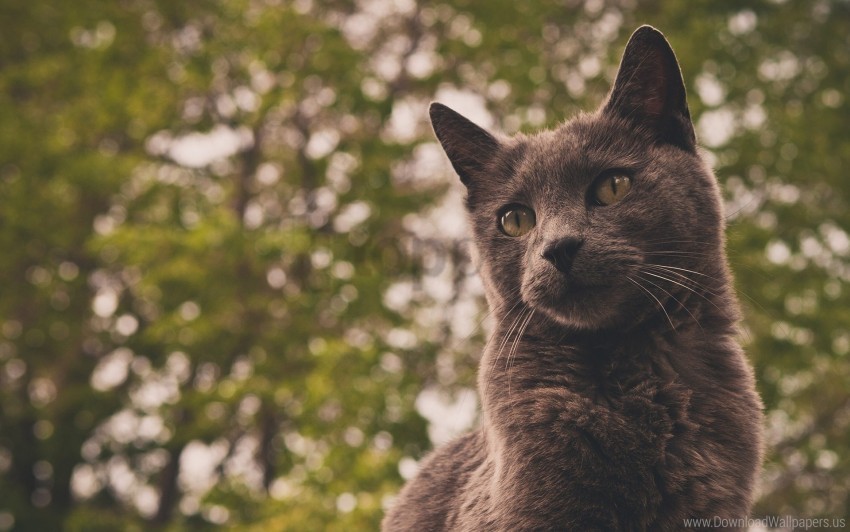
601 25 696 151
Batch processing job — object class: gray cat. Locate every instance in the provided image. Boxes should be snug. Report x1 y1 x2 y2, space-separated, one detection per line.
383 26 763 531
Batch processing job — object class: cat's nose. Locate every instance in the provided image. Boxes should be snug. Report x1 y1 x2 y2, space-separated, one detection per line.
542 236 584 274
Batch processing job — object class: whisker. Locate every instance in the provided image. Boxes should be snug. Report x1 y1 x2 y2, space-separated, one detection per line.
480 291 525 353
642 250 715 257
725 277 787 336
440 285 524 375
645 263 722 281
484 305 529 399
642 266 763 344
633 273 704 333
507 309 536 398
506 306 533 359
641 268 749 330
640 237 714 245
627 276 676 331
639 270 725 310
642 266 723 296
644 257 778 343
724 195 760 220
640 268 761 346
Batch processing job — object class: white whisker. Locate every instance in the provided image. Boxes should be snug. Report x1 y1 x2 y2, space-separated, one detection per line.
484 304 529 399
641 268 716 295
507 309 536 398
633 273 703 333
645 263 722 281
627 276 676 331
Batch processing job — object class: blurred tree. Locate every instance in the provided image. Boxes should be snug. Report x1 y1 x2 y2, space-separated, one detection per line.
0 0 847 530
0 2 177 530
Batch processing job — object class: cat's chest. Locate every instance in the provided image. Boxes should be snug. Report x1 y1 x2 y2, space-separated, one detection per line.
567 358 656 406
485 363 701 528
493 353 697 475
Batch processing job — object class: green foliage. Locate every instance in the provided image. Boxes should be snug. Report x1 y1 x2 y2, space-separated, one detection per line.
0 0 848 529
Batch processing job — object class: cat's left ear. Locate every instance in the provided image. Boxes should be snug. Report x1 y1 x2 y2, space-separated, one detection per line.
429 102 502 187
601 25 696 152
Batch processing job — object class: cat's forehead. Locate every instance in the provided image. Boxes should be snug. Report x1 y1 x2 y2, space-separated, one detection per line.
517 113 650 177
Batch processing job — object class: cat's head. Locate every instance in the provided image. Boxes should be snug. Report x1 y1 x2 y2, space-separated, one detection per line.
430 26 728 331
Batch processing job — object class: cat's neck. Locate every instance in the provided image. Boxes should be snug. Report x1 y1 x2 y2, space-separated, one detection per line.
478 285 740 410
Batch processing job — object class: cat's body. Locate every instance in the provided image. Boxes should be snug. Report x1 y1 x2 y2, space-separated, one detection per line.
383 26 763 531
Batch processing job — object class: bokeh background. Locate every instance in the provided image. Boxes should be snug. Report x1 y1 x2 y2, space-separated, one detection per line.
1 0 849 529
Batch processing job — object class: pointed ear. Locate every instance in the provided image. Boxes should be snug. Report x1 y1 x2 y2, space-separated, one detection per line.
601 26 696 151
429 102 501 186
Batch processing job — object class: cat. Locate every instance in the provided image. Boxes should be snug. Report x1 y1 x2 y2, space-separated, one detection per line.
382 26 763 531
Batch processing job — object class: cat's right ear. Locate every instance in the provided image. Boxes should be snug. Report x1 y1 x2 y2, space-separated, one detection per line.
601 26 696 152
429 102 501 187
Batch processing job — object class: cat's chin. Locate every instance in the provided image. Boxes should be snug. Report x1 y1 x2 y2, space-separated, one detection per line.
522 278 637 331
533 300 624 331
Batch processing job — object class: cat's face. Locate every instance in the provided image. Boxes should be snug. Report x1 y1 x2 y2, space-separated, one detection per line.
465 116 723 330
431 26 726 331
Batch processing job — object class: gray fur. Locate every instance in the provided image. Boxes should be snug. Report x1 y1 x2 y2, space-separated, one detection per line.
383 26 763 531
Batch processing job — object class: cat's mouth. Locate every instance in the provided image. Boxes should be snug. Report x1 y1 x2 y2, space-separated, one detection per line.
521 265 638 330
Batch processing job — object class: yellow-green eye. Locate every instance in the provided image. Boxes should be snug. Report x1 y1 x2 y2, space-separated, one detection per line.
594 174 632 205
499 205 536 237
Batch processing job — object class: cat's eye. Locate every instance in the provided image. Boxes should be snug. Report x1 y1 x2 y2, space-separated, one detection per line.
593 173 632 206
499 205 536 237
